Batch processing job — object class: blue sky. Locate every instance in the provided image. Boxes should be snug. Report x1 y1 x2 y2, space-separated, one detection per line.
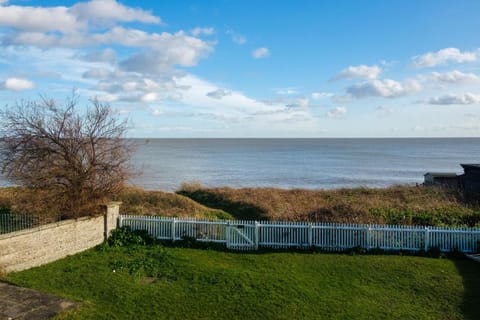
0 0 480 137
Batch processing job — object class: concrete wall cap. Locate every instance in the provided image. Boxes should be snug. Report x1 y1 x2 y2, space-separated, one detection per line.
103 201 122 207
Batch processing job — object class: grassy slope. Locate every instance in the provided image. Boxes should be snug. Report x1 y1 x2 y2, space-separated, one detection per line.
0 187 233 220
2 185 479 226
178 185 480 226
6 246 480 320
116 187 233 219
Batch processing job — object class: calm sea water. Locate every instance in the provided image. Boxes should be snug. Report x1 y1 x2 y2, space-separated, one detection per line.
128 138 480 191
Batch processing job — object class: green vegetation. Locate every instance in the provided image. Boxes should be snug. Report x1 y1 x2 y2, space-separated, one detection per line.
0 186 233 220
1 184 479 227
5 241 480 320
117 187 233 219
178 184 480 226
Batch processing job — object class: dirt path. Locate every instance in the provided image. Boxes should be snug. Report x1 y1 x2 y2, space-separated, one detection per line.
0 282 76 319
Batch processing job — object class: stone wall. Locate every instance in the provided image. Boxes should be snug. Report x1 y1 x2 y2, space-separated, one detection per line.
0 202 120 273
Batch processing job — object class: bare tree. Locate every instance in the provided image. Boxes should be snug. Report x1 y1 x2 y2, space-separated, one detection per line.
0 95 132 217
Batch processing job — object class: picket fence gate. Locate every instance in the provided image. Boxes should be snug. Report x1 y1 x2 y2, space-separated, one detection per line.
118 215 480 253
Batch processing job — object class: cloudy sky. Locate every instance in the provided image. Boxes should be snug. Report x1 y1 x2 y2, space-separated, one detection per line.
0 0 479 137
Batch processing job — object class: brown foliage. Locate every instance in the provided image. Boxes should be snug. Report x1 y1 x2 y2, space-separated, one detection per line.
0 96 132 217
179 185 479 226
117 187 232 219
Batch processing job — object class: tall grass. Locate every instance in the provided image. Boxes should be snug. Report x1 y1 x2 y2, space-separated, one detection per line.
178 184 480 227
1 184 478 227
116 187 233 220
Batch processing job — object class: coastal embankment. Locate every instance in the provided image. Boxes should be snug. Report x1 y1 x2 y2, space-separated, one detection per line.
122 184 479 227
1 185 478 227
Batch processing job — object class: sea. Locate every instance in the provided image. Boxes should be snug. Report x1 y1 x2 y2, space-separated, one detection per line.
126 138 480 191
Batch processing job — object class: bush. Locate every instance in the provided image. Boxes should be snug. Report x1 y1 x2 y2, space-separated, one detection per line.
109 249 171 279
107 226 156 247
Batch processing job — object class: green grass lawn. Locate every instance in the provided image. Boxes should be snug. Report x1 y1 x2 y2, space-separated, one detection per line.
5 245 480 320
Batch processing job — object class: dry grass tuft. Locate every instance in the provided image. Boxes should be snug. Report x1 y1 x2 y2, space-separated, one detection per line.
116 187 232 220
0 187 106 218
1 185 478 227
178 185 480 226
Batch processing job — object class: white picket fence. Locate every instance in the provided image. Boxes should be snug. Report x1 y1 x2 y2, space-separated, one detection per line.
118 215 480 253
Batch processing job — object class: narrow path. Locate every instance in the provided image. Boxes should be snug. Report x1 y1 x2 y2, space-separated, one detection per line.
0 282 76 319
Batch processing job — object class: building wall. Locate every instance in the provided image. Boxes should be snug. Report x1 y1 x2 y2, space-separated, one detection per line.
462 166 480 202
424 175 459 188
0 202 120 273
424 174 434 185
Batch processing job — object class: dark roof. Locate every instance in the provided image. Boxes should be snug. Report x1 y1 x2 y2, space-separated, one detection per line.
424 172 458 177
461 164 480 170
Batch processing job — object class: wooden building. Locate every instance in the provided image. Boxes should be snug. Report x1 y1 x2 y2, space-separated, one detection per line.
460 164 480 202
423 172 459 188
424 164 480 203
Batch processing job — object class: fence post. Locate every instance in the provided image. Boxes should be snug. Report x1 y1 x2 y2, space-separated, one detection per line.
366 227 371 249
103 201 121 242
118 214 123 228
424 227 430 252
226 222 231 249
254 221 260 250
308 223 313 247
171 218 176 242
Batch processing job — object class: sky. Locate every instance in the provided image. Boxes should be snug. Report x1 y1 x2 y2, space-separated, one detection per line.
0 0 479 138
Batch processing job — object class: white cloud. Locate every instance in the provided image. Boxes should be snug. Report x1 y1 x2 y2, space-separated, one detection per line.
226 30 246 45
95 93 117 102
311 92 334 99
412 125 425 132
286 97 309 108
93 72 179 103
326 107 347 119
433 123 480 132
332 65 381 81
206 89 231 99
0 3 213 85
191 27 215 36
3 31 90 47
0 0 159 34
375 105 393 116
464 113 480 120
151 109 163 116
427 93 480 105
252 47 270 59
175 74 315 126
274 87 298 95
3 16 194 51
83 68 112 79
0 2 326 136
0 5 81 33
232 34 246 45
412 48 477 68
93 27 213 52
2 77 34 90
428 70 479 84
346 79 422 99
141 92 158 102
116 30 213 74
70 0 160 26
80 48 116 63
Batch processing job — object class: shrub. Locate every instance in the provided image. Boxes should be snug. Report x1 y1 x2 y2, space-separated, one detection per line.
107 226 156 247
